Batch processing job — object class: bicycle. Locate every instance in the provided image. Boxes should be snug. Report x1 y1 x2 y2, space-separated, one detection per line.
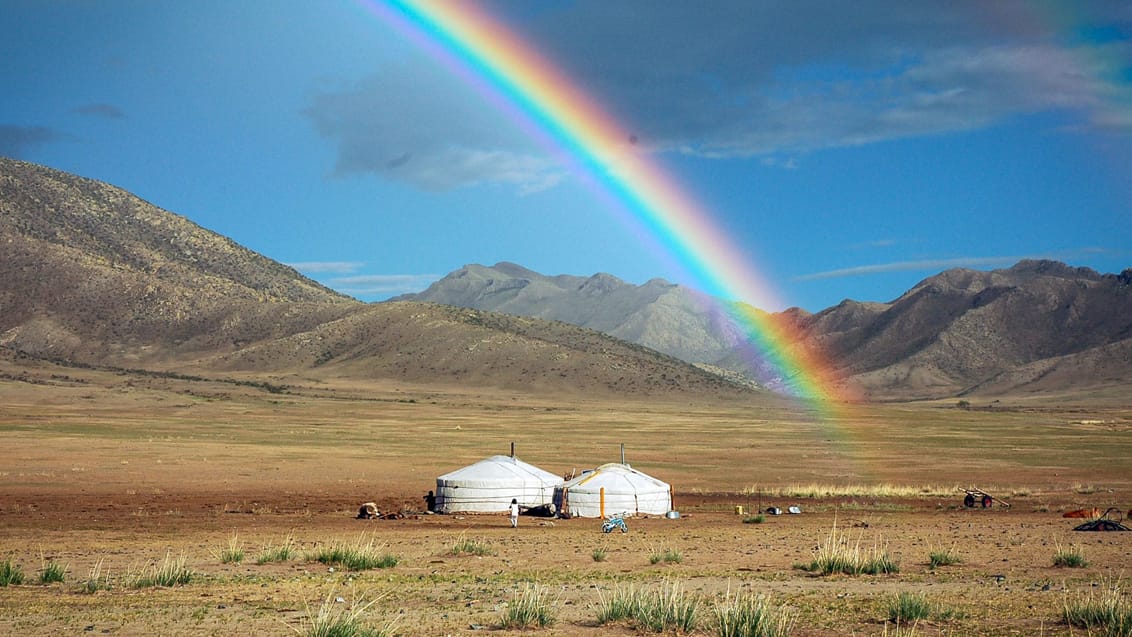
601 515 628 533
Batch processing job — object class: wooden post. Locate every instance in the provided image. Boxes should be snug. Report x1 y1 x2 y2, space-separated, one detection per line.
600 487 605 518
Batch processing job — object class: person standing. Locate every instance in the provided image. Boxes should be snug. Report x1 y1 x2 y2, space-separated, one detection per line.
509 498 519 528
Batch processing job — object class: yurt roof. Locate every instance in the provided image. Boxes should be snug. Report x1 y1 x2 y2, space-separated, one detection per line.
561 462 668 490
438 455 562 485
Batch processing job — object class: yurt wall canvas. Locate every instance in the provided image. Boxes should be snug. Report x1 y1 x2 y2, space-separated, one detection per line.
435 455 563 514
555 463 671 518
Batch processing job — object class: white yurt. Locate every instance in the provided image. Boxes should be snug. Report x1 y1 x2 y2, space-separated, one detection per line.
554 463 672 518
435 454 563 514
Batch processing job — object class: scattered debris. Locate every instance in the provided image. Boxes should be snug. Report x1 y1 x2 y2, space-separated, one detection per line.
1063 508 1100 519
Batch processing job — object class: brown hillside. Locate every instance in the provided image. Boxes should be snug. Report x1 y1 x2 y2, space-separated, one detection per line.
0 158 761 400
0 157 360 364
201 301 758 397
805 260 1132 399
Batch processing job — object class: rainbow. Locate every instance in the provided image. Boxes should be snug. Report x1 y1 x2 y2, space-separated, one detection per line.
367 0 847 406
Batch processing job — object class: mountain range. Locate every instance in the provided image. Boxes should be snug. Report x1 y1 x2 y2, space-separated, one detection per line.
3 157 1129 401
399 260 1132 400
0 157 751 400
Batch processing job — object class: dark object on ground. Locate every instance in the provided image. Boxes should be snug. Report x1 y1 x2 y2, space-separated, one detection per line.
523 503 557 517
1073 508 1130 532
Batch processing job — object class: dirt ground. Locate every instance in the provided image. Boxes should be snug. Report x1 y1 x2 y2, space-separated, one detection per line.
1 488 1130 636
1 369 1130 635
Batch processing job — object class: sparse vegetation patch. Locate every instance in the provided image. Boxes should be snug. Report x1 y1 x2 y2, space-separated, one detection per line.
927 545 962 569
38 559 66 584
597 581 701 632
713 591 796 637
0 558 25 586
313 535 398 571
501 583 557 629
258 534 297 564
1063 581 1132 637
130 552 192 588
449 536 496 557
649 547 683 565
887 591 933 624
800 521 898 575
1053 543 1088 568
298 588 396 637
219 531 244 564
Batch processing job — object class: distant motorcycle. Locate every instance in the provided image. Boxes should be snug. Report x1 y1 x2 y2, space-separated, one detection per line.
601 515 628 533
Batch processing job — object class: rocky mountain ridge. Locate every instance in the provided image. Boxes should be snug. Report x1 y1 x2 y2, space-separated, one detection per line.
0 157 755 399
4 157 1129 400
400 260 1132 399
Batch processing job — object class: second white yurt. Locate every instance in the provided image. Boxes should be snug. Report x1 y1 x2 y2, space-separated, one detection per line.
554 463 672 518
435 455 563 514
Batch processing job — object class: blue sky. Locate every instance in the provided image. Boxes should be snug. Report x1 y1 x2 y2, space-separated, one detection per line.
2 0 1130 311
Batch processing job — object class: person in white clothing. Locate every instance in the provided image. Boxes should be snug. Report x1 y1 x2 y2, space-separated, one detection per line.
509 498 519 528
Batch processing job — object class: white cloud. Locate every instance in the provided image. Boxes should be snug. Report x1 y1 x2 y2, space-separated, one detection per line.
289 261 365 274
328 273 439 296
324 2 1131 193
794 256 1026 281
796 246 1127 281
304 64 567 192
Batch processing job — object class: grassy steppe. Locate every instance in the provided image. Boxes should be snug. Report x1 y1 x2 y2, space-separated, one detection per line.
1 369 1129 635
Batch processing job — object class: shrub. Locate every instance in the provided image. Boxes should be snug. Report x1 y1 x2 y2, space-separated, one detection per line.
649 547 683 565
131 552 192 588
1053 543 1088 568
39 560 67 584
597 585 641 624
928 546 962 569
449 536 496 557
887 591 932 624
219 532 244 564
257 535 296 564
591 547 607 562
0 559 25 586
597 581 700 633
638 581 699 632
743 515 766 524
80 559 111 594
714 592 796 637
300 588 396 637
802 521 898 576
501 583 556 629
314 535 398 571
1063 581 1132 636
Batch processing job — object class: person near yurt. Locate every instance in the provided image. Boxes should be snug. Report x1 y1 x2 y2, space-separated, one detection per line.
554 462 672 519
434 454 562 514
